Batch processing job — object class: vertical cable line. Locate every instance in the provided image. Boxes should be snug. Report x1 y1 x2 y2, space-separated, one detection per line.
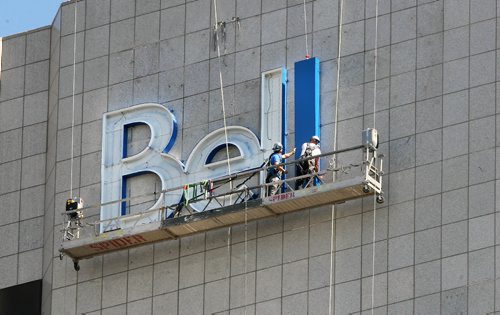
69 0 78 198
213 2 235 311
244 192 248 315
333 0 344 156
329 0 345 313
303 0 309 58
370 197 378 314
370 0 380 313
494 1 498 310
213 0 232 177
372 0 379 130
68 1 79 307
226 225 232 281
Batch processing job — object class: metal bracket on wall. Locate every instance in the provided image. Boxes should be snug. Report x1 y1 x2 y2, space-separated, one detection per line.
213 17 240 54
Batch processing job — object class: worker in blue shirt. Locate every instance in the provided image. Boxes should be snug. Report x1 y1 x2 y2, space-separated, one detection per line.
266 142 295 196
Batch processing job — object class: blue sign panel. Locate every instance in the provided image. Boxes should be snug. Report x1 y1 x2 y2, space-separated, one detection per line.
294 58 320 159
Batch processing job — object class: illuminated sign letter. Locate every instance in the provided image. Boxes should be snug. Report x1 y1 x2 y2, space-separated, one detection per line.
101 104 184 228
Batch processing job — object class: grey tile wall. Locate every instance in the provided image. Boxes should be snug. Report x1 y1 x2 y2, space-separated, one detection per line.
0 26 50 308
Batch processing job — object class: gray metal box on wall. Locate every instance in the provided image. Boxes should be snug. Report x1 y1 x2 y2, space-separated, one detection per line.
362 128 378 150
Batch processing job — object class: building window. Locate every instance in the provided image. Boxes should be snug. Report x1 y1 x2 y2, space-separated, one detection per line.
0 280 42 315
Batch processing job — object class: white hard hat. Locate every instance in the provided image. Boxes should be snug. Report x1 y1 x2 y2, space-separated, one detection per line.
311 135 320 142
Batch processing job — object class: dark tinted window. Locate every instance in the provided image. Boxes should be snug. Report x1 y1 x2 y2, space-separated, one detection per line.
0 280 42 315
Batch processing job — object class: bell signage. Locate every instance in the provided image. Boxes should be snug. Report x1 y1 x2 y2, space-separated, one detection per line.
100 59 320 228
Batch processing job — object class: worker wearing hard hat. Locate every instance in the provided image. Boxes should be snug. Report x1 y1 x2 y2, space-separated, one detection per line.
296 135 322 188
266 142 296 196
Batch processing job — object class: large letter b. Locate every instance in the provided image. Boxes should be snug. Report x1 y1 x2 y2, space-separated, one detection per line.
101 103 184 230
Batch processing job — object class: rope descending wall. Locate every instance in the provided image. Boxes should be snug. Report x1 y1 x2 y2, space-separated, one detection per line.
328 0 382 313
213 0 238 311
370 1 381 313
69 0 78 200
329 0 345 311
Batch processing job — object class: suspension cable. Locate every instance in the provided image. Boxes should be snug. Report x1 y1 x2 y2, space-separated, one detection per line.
333 2 343 156
370 0 381 313
302 0 310 58
213 0 232 177
65 0 79 307
244 189 248 315
213 0 234 307
370 195 378 313
372 0 380 130
329 0 345 313
69 0 78 198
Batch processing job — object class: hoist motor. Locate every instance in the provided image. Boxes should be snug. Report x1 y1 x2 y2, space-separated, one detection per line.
66 197 84 220
362 128 379 151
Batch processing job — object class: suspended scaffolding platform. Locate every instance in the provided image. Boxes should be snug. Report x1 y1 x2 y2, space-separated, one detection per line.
59 130 384 268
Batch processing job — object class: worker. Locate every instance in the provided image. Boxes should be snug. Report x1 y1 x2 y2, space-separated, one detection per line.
296 135 321 188
266 142 295 196
64 197 84 240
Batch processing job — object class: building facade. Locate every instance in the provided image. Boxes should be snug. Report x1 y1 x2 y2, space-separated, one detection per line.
0 0 499 314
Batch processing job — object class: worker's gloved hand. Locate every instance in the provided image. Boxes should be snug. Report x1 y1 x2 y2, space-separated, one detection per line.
292 148 296 153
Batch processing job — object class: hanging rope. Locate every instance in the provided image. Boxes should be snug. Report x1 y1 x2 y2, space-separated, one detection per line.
64 0 79 305
226 226 231 277
372 0 380 130
244 189 248 315
329 0 345 313
369 0 381 313
370 195 378 313
213 1 235 308
333 1 343 157
302 0 310 58
213 0 232 177
69 0 78 198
